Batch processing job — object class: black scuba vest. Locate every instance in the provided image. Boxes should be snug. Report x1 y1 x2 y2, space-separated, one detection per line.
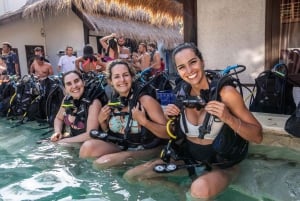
104 85 164 150
63 95 88 136
173 79 249 168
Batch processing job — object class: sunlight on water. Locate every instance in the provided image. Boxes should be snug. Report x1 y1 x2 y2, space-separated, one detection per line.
0 118 299 201
0 169 81 200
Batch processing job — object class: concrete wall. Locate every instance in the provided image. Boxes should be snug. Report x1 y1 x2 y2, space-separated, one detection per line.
0 0 26 15
0 18 44 76
197 0 266 83
43 12 85 74
0 11 85 75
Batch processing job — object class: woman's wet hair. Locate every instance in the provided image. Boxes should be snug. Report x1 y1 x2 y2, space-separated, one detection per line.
83 44 97 62
62 70 83 87
106 59 136 81
172 42 204 65
83 44 94 56
108 38 118 53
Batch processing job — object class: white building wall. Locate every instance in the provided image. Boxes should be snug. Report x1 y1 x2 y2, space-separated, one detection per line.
43 12 85 74
0 11 85 75
0 18 44 76
0 0 26 14
197 0 266 83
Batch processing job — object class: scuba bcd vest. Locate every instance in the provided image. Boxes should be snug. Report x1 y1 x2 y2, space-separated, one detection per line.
91 70 168 150
62 74 108 136
159 65 249 172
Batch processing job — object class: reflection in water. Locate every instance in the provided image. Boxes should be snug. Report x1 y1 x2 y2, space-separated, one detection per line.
0 169 81 200
0 119 299 201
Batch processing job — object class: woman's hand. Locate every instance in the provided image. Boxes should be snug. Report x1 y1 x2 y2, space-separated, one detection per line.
164 104 180 117
98 105 111 124
131 102 147 126
205 100 231 123
50 132 62 142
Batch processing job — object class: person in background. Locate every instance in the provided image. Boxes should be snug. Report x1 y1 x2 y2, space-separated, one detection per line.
124 42 263 200
147 42 162 73
50 70 103 143
0 55 7 78
99 33 131 62
79 60 168 169
75 44 105 73
1 42 20 76
100 33 119 62
30 55 53 80
160 58 165 72
28 47 50 71
132 42 150 72
57 46 77 73
117 34 131 60
29 53 54 120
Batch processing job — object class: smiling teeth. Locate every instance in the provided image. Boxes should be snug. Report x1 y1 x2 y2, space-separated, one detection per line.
188 73 197 79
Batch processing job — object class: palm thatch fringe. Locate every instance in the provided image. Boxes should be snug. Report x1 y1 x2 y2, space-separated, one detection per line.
23 0 72 19
22 0 183 27
86 14 182 48
17 0 183 48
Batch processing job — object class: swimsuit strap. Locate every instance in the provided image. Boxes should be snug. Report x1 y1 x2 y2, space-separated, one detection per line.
82 58 90 67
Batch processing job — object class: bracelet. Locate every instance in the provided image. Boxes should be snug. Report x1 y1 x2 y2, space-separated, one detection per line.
236 118 241 134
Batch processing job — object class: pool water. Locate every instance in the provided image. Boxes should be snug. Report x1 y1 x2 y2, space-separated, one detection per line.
0 118 299 201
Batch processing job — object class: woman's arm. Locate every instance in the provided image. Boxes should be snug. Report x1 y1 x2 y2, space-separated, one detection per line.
98 104 111 132
205 86 263 143
96 59 106 72
75 57 82 72
51 106 65 142
99 33 116 51
132 95 169 139
60 99 102 143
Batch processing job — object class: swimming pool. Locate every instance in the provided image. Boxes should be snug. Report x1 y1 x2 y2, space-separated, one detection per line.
0 118 299 201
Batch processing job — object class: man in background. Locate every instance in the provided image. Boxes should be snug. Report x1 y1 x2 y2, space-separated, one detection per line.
30 55 53 80
132 43 150 72
28 47 50 72
1 42 20 76
57 46 76 73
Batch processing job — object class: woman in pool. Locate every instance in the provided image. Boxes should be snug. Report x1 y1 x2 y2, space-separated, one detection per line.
50 70 104 143
79 59 169 168
123 43 263 200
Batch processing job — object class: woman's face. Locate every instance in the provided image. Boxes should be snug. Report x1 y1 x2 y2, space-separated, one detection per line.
63 73 85 99
175 48 205 86
110 64 133 96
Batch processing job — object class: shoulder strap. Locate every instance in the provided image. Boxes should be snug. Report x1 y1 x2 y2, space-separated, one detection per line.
82 58 90 67
198 73 236 138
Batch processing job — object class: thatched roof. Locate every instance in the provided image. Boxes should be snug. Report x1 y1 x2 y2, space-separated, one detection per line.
0 0 183 48
22 0 183 27
85 13 182 48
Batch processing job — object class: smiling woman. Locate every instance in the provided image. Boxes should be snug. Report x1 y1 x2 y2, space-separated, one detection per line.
79 59 169 169
0 118 299 201
50 70 106 145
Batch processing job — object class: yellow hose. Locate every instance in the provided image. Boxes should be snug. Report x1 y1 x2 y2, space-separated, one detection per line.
166 118 177 139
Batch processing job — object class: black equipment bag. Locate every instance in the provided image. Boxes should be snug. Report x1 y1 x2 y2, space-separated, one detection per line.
249 64 296 115
284 102 300 137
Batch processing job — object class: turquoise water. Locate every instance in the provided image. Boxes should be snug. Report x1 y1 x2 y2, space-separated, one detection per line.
0 118 299 201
